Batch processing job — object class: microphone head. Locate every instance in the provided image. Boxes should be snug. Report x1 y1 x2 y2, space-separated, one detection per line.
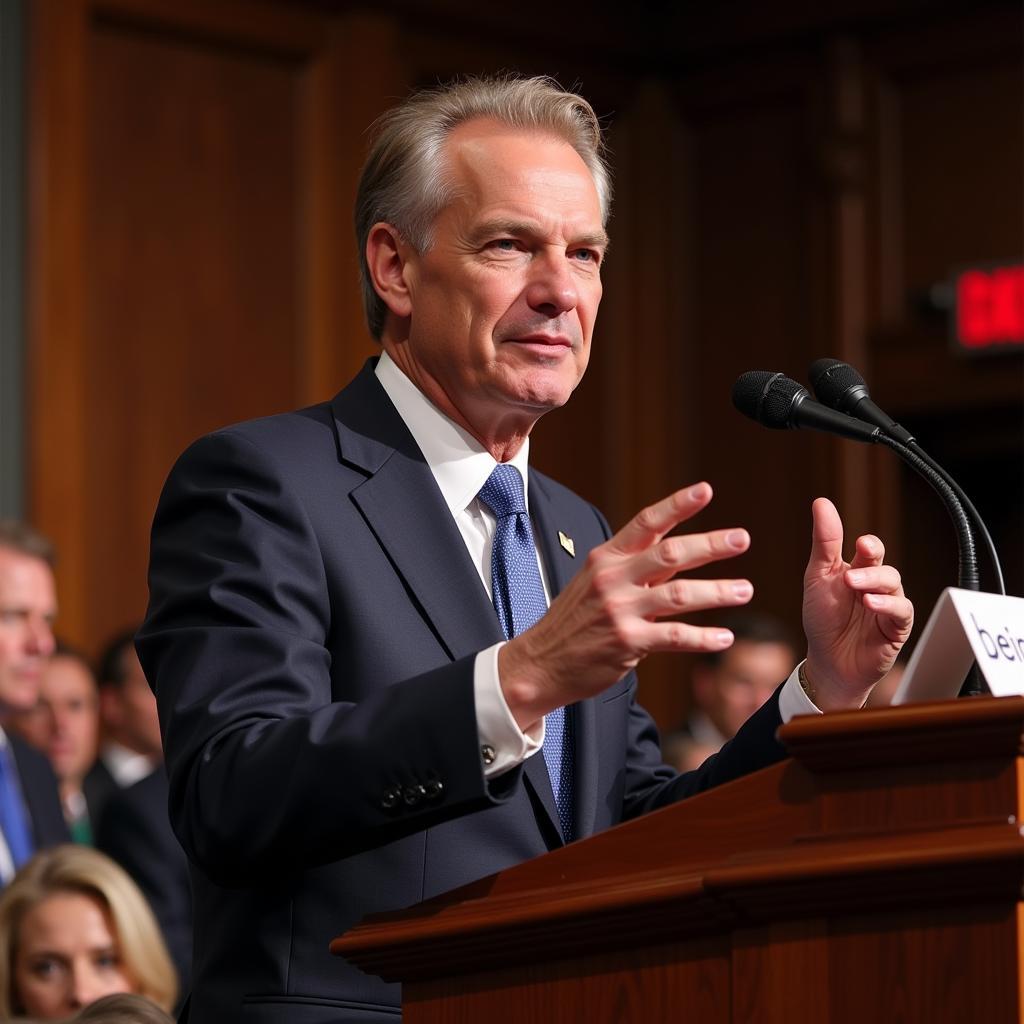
732 371 807 429
809 358 867 407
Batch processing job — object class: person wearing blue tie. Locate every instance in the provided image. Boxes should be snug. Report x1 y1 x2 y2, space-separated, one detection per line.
140 76 914 1023
0 524 70 882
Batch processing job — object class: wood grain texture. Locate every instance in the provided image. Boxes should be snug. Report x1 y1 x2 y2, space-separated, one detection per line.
336 696 1024 1022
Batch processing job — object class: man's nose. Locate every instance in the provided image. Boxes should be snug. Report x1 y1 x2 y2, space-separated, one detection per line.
524 253 579 316
27 615 55 658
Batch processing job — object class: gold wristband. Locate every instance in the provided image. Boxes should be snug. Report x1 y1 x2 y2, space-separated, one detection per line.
798 662 815 702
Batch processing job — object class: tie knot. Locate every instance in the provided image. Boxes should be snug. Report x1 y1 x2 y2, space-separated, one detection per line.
478 464 527 518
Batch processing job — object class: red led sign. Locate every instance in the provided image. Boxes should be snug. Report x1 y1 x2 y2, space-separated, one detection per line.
955 264 1024 352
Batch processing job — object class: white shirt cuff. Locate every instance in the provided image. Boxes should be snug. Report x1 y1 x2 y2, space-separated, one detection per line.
778 659 821 723
474 642 544 777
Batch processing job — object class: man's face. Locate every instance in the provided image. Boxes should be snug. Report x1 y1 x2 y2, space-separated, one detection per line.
12 654 99 785
0 547 57 714
695 640 795 739
100 647 162 758
384 120 607 444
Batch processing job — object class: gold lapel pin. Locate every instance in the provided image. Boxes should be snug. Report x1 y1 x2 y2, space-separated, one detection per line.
558 531 575 557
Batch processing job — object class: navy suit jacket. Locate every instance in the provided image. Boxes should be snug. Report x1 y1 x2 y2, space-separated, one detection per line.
139 360 787 1023
7 732 69 853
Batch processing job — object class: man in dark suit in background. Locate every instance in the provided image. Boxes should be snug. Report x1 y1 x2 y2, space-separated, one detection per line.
9 642 102 842
0 523 70 881
97 765 192 1002
140 76 913 1022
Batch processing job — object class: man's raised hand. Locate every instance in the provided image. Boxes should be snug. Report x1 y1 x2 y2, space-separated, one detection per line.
499 482 753 731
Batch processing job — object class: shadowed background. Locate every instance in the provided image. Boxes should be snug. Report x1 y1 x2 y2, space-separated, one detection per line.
9 0 1023 732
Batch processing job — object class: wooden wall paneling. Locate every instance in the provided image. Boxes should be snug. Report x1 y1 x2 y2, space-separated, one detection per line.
84 13 307 650
577 80 699 731
864 9 1024 605
28 0 405 654
804 38 875 546
298 11 408 402
680 58 829 640
27 0 91 648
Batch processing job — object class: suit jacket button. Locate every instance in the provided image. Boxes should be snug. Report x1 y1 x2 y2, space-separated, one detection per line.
424 779 443 800
380 787 401 810
403 785 425 806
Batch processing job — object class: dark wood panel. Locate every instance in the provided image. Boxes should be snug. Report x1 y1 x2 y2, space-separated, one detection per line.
82 21 304 646
28 0 389 654
407 941 732 1024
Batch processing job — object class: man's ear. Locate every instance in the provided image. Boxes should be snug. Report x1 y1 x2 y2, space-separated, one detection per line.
365 222 414 320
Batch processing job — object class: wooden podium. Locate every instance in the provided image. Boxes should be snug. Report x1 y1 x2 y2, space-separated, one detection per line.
333 699 1024 1022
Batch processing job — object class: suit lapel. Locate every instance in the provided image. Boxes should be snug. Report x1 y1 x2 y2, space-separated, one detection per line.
331 363 504 662
330 365 600 845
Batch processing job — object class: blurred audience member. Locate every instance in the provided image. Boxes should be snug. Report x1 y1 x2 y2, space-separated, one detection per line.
73 992 174 1024
0 524 69 882
89 629 190 1000
10 645 102 843
0 845 176 1019
663 612 798 772
91 630 162 806
97 769 192 1000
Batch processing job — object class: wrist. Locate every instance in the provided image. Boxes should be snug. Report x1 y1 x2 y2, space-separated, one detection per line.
801 659 871 712
498 639 550 731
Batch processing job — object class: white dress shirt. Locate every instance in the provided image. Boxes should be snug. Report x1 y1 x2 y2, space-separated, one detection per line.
101 742 157 788
373 352 818 779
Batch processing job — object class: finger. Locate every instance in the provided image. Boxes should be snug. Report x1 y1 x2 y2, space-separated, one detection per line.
806 497 844 575
845 565 903 595
862 593 914 639
611 482 713 555
634 619 736 655
630 528 750 584
849 534 885 570
635 577 753 619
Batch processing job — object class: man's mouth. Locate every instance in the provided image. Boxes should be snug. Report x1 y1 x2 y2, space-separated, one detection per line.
504 334 573 351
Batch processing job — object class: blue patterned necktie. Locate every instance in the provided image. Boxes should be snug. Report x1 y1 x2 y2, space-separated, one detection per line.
478 463 574 842
0 744 34 875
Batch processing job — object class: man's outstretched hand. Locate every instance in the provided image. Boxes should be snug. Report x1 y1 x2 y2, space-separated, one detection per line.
500 482 753 731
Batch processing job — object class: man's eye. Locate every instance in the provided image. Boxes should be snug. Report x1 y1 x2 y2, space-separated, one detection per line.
571 248 599 264
489 239 519 251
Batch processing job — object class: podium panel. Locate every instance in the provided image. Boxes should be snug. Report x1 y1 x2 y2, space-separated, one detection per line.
335 699 1024 1022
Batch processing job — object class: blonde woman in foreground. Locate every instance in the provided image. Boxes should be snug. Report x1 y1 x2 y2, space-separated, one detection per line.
0 845 176 1019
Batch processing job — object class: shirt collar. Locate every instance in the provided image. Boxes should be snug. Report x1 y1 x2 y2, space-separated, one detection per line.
375 351 532 513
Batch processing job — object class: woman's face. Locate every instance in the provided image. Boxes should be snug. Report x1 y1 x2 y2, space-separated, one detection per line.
13 891 137 1018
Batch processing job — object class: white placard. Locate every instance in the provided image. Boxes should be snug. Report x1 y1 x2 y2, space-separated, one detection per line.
893 588 1024 704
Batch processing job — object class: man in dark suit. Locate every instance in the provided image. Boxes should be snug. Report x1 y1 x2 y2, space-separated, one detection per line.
140 77 913 1023
0 523 70 880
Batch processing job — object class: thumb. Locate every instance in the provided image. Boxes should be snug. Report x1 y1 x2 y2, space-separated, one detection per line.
807 497 845 576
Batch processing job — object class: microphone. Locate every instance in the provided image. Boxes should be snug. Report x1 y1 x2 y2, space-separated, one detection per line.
733 365 980 598
731 371 882 444
809 359 916 446
808 357 1004 597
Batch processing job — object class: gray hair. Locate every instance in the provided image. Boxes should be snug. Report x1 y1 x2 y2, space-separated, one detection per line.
0 522 55 568
354 74 612 339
